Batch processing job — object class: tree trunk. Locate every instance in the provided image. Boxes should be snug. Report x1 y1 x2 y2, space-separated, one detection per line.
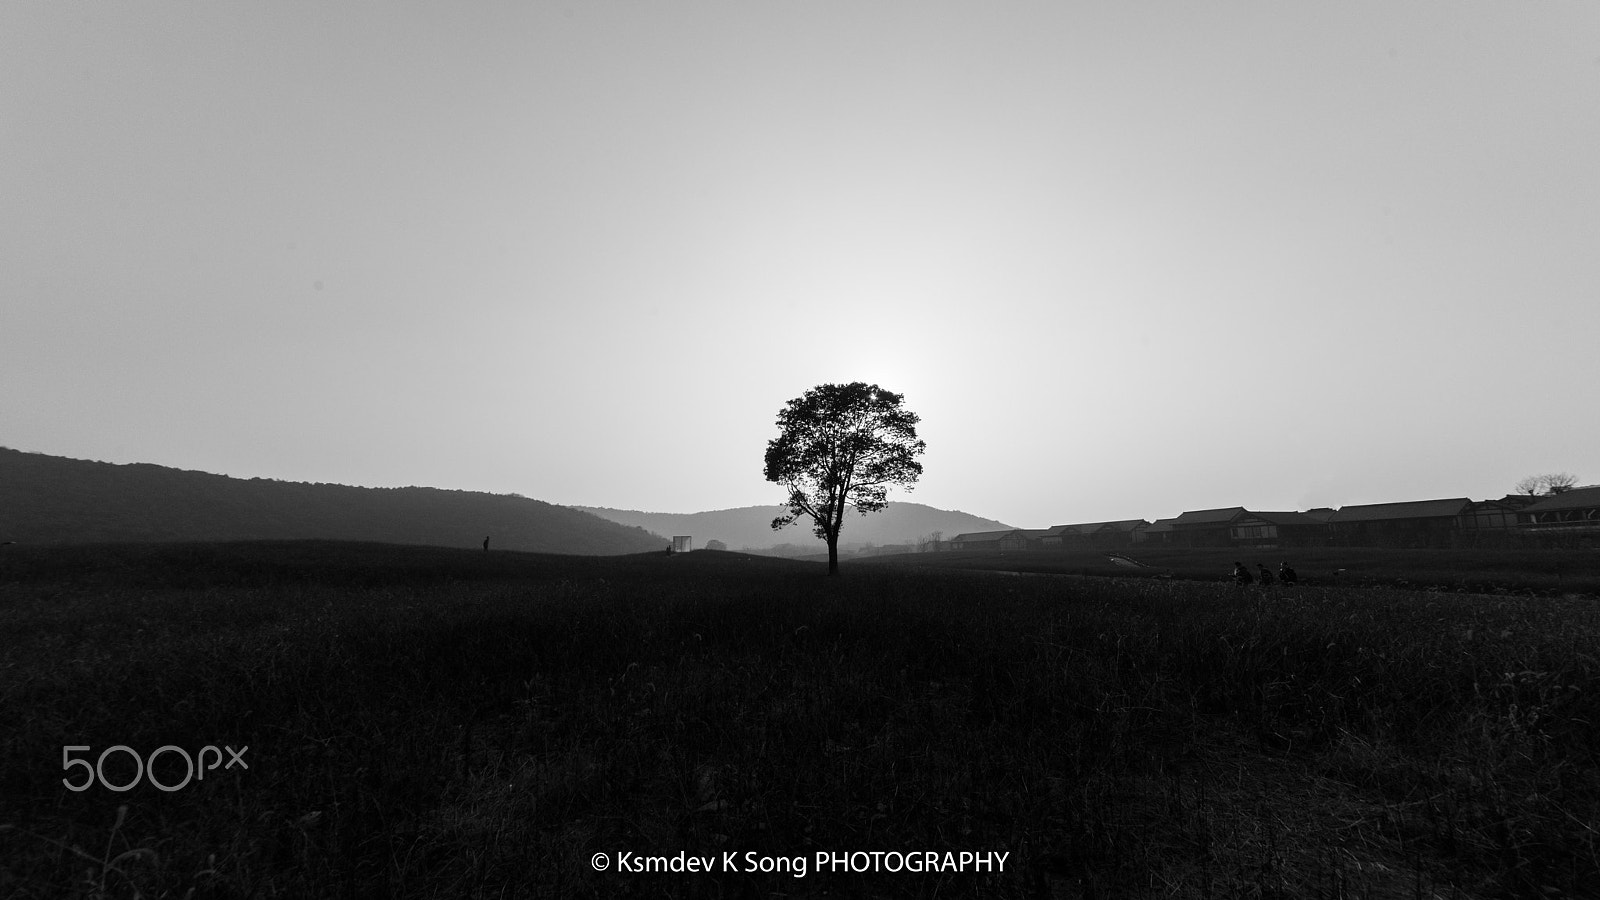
826 537 839 575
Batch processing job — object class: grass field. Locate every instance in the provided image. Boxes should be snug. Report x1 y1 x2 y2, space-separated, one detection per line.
861 546 1600 598
2 542 1597 898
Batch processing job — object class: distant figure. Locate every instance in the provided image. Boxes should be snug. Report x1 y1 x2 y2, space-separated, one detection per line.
483 536 490 552
665 543 673 556
1257 564 1274 586
1232 562 1254 586
1279 562 1298 585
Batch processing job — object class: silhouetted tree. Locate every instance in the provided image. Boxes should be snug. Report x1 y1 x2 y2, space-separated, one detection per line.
1517 473 1580 496
1546 473 1579 494
763 382 925 576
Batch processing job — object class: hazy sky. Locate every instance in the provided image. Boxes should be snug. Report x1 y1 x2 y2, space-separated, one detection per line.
5 2 1597 528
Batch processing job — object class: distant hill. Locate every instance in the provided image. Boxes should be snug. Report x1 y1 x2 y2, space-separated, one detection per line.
573 502 1014 554
0 447 666 555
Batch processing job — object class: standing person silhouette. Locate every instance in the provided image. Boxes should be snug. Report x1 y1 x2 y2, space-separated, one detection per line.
483 536 490 552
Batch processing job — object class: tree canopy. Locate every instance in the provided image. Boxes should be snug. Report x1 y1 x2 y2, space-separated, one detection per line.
762 382 925 575
1517 473 1579 496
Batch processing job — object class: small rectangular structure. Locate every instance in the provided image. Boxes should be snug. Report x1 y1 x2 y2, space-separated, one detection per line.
671 535 694 553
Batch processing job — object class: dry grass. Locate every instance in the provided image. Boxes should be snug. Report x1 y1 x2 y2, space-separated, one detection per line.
2 542 1596 898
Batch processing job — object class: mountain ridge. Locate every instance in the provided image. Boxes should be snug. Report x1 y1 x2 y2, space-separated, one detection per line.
573 502 1014 554
0 447 665 554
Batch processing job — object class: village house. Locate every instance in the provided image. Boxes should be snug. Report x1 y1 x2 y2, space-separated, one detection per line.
945 520 1160 551
1153 507 1327 549
1327 498 1473 548
1029 525 1073 547
1228 510 1329 549
1165 507 1249 547
1007 527 1061 550
1134 518 1178 544
945 530 1016 551
943 487 1591 556
1032 521 1149 548
857 543 914 557
1517 486 1600 543
996 530 1033 551
1465 495 1539 529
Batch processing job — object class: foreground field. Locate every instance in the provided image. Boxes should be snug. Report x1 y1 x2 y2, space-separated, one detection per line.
2 542 1597 898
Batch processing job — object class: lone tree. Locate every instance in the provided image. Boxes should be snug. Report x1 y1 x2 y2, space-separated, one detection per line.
763 382 925 576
